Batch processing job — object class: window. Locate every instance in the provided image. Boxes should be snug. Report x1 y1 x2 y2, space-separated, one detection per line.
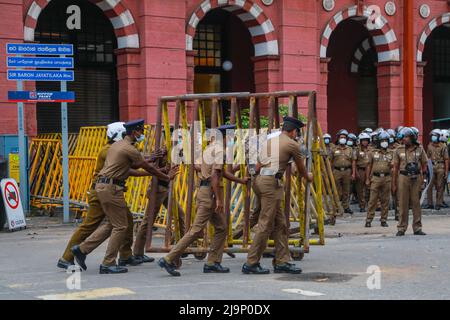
193 24 222 68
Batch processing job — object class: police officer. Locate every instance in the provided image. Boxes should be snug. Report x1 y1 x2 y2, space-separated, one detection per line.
323 133 334 157
426 129 449 210
132 148 186 261
441 130 450 208
330 129 356 214
242 116 313 275
158 124 248 277
71 120 179 274
365 131 393 228
392 127 428 236
355 133 371 213
57 122 126 269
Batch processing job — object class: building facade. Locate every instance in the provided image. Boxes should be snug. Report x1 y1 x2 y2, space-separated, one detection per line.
0 0 449 137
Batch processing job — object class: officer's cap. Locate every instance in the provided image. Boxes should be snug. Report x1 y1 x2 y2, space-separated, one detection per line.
124 119 145 134
283 116 305 129
217 124 236 134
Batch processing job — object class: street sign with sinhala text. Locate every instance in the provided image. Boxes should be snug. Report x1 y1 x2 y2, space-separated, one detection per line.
7 56 74 69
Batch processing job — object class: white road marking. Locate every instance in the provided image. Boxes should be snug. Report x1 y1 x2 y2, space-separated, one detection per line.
282 288 325 297
37 287 135 300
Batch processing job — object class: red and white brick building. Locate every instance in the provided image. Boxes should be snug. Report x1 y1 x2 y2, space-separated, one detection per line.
1 0 450 137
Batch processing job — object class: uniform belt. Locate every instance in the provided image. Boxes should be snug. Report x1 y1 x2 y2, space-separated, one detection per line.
400 170 418 177
158 179 170 188
200 180 211 187
373 172 390 177
260 168 283 179
97 177 126 188
334 167 351 171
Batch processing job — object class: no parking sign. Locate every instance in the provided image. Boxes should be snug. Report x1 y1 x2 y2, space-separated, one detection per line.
1 178 26 231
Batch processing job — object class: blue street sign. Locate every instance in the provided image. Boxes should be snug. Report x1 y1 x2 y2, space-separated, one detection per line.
7 56 74 69
7 70 74 81
6 43 73 56
8 91 75 103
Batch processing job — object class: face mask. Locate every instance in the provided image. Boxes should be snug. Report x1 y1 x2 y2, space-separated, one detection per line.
324 138 330 145
339 138 347 145
431 136 438 143
389 138 394 144
380 141 389 149
347 141 354 146
136 134 145 143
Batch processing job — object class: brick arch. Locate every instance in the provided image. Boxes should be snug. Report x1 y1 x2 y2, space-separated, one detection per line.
320 5 399 63
417 13 450 62
23 0 139 49
350 37 375 73
186 0 278 57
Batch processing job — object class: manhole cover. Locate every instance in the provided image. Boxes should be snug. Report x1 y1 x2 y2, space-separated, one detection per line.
276 272 356 283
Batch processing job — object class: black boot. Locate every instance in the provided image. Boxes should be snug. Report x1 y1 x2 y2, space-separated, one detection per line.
424 204 434 210
396 231 405 237
133 255 155 263
203 263 230 274
158 258 180 277
99 265 128 274
365 222 371 228
381 221 389 228
71 245 87 271
274 262 302 274
414 230 427 236
57 258 74 270
360 208 365 213
344 208 353 214
242 263 270 275
118 256 144 266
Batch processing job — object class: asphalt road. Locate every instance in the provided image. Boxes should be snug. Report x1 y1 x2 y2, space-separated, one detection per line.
1 205 450 300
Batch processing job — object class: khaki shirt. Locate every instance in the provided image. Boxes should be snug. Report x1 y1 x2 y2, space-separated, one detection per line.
98 135 144 181
198 142 224 185
369 148 393 174
259 133 304 176
94 144 110 180
427 143 449 169
355 146 370 169
393 144 428 171
331 145 355 169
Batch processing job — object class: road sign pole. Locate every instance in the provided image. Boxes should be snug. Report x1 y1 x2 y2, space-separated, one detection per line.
16 79 29 212
61 59 69 223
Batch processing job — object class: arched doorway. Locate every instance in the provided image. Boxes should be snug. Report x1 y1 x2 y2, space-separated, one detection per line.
422 25 450 136
327 19 378 135
192 8 255 122
34 0 119 133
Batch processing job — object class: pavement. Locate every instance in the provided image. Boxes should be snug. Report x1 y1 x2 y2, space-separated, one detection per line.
1 194 450 300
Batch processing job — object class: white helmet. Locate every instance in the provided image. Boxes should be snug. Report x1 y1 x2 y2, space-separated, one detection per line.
107 122 126 142
323 133 331 139
430 129 441 136
358 132 371 142
363 128 373 134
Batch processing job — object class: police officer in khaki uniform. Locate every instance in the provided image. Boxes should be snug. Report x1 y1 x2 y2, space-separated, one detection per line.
242 117 313 275
57 122 126 269
392 127 428 236
365 131 393 228
71 120 179 274
426 129 449 210
158 124 248 277
323 133 334 157
331 129 356 214
133 148 186 261
355 132 371 213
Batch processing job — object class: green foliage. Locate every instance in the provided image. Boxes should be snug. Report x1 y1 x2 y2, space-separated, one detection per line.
226 104 306 128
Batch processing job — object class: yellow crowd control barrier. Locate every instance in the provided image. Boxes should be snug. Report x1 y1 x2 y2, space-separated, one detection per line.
142 91 337 263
